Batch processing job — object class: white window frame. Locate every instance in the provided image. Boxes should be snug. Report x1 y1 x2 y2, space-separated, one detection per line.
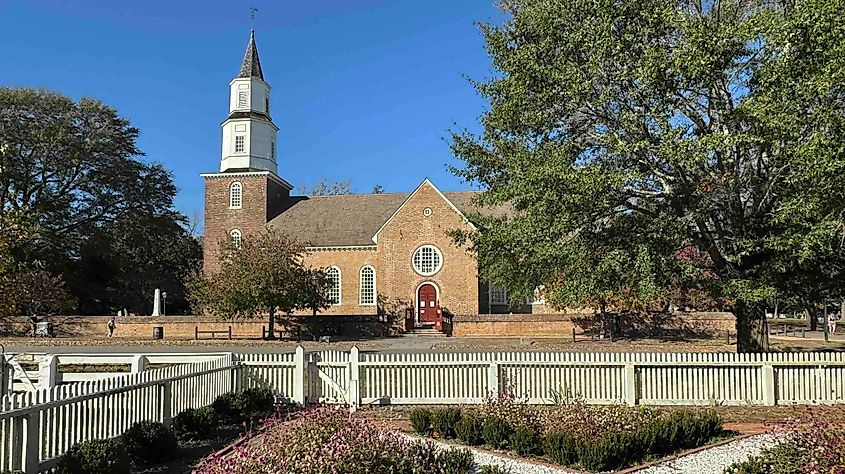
229 182 243 209
234 135 245 153
238 90 249 109
489 282 508 306
326 266 342 306
412 245 443 276
359 265 376 306
229 228 242 249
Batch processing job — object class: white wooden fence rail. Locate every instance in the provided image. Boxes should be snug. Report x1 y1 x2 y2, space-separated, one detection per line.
1 349 844 472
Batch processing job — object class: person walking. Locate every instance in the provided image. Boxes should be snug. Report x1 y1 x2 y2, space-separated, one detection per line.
829 312 839 336
107 317 116 338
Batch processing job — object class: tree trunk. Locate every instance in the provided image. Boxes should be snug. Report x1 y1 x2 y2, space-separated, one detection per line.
806 306 818 332
266 307 277 340
734 301 769 352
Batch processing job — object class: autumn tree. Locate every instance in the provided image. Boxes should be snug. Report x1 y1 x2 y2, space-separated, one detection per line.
452 0 845 351
188 231 332 339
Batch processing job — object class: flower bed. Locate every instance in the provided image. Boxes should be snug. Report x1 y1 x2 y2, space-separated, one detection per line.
724 406 845 474
195 407 479 474
410 388 727 472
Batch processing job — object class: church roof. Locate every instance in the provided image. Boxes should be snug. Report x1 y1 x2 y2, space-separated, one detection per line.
237 30 264 81
267 190 509 247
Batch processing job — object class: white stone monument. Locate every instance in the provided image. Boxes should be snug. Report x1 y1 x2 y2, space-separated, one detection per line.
152 288 161 316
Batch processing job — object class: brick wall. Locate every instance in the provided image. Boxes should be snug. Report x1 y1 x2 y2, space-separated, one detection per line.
453 312 737 338
1 315 385 339
203 172 290 272
300 248 380 316
376 182 478 318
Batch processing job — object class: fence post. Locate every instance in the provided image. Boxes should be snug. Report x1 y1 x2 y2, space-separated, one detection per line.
0 357 7 398
348 346 360 413
762 363 776 406
24 411 40 473
487 361 500 398
161 380 173 427
39 355 58 389
624 363 637 406
293 346 306 406
131 355 149 373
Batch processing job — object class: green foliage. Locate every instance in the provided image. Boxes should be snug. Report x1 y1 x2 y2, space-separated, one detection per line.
479 466 511 474
575 410 723 471
435 447 475 474
724 441 809 474
543 431 579 466
455 412 485 446
482 417 511 450
450 0 845 352
121 420 178 466
0 87 197 316
431 407 462 439
212 388 275 423
409 408 432 436
172 406 219 441
510 425 540 457
55 438 131 474
188 230 332 334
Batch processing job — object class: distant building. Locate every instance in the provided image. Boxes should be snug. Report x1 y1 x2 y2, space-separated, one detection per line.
202 31 547 330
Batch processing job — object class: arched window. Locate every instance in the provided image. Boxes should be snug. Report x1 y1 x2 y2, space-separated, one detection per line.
359 266 375 306
229 229 242 249
412 245 443 276
326 266 341 306
229 182 243 209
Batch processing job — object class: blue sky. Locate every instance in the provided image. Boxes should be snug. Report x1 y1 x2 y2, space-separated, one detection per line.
1 0 503 226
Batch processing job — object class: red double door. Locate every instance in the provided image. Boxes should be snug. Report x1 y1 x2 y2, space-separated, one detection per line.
417 284 439 323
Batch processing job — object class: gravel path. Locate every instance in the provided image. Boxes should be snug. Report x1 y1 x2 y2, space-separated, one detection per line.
403 434 578 474
636 434 780 474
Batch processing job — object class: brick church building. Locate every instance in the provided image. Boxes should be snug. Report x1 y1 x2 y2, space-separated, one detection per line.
203 32 546 329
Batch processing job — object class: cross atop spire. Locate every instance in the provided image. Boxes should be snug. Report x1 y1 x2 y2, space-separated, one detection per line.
237 29 264 81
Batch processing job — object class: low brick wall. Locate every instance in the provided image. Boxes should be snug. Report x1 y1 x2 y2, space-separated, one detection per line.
452 312 737 338
1 315 389 340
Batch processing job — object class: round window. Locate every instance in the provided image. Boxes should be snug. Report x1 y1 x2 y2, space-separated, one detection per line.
412 245 443 276
423 207 432 217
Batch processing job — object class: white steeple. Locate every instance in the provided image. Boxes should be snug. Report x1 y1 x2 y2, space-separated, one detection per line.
220 30 279 173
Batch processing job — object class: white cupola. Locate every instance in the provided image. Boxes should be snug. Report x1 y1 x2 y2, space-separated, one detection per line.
220 30 279 174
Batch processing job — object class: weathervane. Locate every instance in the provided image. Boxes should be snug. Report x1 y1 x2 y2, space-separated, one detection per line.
250 6 258 24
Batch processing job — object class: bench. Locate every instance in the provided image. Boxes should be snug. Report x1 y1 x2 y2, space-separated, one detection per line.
769 322 805 338
195 325 232 340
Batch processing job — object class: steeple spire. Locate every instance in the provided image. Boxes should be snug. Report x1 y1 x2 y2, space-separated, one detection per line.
238 29 264 81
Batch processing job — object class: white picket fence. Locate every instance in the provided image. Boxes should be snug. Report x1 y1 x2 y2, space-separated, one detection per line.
2 349 845 472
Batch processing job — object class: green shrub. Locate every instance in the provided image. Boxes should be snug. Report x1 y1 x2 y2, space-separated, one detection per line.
543 431 579 466
172 406 219 440
482 416 511 450
55 439 131 474
121 420 178 466
431 407 462 438
479 466 511 474
455 412 485 445
212 388 276 423
212 392 239 422
723 441 808 474
436 447 475 474
510 425 540 457
409 408 432 436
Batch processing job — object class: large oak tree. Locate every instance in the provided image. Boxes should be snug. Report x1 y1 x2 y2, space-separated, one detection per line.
0 88 201 315
452 0 845 351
